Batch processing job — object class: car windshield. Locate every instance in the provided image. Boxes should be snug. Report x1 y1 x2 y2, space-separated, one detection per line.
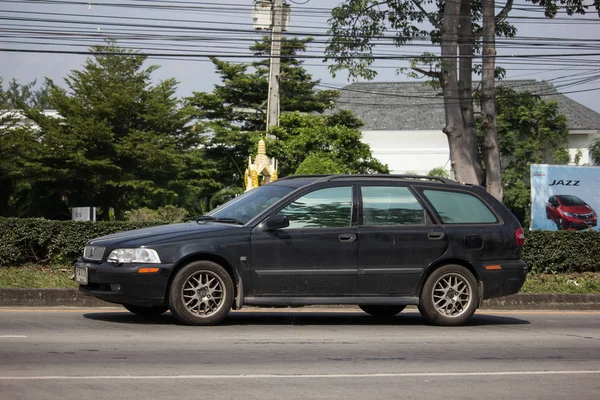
558 195 587 206
207 184 296 224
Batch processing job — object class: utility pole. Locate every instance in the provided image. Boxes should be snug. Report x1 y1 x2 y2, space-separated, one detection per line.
266 0 284 132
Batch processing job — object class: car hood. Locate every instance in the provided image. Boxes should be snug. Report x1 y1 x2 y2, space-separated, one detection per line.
561 205 594 214
87 222 243 248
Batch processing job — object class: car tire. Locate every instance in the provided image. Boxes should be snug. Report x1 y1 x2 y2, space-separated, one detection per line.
418 265 479 326
359 305 405 318
123 304 169 317
556 218 563 230
169 261 234 326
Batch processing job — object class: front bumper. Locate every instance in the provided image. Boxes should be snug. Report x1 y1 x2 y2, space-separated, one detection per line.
74 260 174 307
564 217 597 230
478 259 529 300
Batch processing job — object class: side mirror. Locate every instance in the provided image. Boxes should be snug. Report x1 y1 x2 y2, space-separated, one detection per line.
265 214 289 230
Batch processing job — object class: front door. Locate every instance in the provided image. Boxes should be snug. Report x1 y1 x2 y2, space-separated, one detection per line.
250 185 358 296
358 185 448 295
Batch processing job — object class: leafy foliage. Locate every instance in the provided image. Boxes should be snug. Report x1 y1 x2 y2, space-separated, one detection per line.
18 40 219 219
187 37 380 188
524 230 600 274
0 77 51 109
268 112 388 176
187 37 339 132
589 138 600 166
325 0 517 81
295 153 350 175
0 217 163 266
124 206 188 223
489 87 570 225
427 167 450 178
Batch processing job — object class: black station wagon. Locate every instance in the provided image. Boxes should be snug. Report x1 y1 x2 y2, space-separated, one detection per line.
74 175 528 326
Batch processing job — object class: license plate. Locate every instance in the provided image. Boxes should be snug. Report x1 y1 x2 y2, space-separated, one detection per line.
75 267 88 285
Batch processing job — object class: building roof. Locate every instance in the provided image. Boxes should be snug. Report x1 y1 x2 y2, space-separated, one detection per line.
332 80 600 131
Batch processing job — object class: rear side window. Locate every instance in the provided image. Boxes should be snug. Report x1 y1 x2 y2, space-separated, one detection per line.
423 190 497 224
361 186 426 226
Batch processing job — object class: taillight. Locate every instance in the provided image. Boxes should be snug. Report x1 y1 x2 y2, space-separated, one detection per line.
516 227 525 247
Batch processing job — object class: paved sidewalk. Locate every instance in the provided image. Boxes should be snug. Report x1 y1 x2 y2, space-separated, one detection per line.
1 288 599 310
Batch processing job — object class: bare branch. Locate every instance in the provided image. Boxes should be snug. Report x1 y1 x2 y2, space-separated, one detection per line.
412 66 441 79
495 0 514 24
410 0 440 29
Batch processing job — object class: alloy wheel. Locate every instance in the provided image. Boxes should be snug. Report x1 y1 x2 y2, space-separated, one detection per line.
431 272 473 318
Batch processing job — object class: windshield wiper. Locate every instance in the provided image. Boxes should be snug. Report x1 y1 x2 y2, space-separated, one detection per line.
186 215 245 225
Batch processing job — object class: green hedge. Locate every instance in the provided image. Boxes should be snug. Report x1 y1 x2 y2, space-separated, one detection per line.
523 230 600 274
0 218 163 266
1 217 600 273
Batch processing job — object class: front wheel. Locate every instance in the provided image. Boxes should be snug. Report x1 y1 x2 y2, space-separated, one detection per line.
123 304 169 317
359 305 405 318
418 265 479 326
168 261 234 326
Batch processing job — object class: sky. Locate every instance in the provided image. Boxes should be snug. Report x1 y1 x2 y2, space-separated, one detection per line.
1 0 599 113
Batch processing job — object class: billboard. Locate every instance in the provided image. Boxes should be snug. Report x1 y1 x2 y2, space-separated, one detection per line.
530 164 600 231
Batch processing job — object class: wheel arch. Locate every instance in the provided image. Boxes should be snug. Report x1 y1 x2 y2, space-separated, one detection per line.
420 258 481 293
164 252 240 305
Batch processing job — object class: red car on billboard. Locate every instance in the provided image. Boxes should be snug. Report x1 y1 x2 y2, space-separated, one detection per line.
546 195 597 230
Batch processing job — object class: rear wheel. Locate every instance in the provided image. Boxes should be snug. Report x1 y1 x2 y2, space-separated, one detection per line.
418 265 479 326
359 305 405 318
123 304 168 317
168 261 234 326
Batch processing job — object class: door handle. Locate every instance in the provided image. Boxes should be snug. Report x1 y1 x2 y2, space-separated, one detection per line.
339 234 356 242
428 232 445 240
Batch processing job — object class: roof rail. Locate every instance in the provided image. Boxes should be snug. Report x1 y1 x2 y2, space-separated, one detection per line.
277 174 459 185
277 175 331 181
325 174 457 185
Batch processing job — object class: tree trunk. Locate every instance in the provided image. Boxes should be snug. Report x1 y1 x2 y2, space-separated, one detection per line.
481 0 503 200
440 0 481 184
458 0 484 185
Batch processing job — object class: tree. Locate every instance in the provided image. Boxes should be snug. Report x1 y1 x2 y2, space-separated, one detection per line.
22 40 218 219
486 87 569 225
589 138 600 166
188 37 347 188
188 37 339 132
1 78 51 109
267 111 388 176
295 153 350 175
325 0 598 200
0 78 49 216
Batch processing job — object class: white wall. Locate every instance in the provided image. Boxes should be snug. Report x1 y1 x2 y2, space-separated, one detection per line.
568 131 599 165
363 129 600 174
361 130 451 175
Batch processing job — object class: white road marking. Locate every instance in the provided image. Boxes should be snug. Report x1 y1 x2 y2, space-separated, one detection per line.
1 370 599 380
0 335 27 338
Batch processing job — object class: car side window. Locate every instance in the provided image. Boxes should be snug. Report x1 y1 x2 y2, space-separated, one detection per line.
278 186 353 229
423 190 497 224
361 186 426 226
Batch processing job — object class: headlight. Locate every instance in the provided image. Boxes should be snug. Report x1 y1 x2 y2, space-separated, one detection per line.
563 212 574 217
107 248 161 264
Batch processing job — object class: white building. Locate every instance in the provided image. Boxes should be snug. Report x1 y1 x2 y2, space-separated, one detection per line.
332 80 600 175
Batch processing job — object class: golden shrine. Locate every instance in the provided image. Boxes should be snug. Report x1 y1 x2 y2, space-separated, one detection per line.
244 139 278 192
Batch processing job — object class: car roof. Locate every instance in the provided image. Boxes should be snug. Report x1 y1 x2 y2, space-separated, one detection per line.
272 174 477 189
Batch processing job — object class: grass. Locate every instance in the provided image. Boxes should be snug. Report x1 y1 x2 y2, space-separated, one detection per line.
0 264 77 289
521 272 600 294
0 265 599 293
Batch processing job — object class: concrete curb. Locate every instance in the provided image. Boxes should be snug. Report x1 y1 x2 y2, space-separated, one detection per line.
1 289 600 310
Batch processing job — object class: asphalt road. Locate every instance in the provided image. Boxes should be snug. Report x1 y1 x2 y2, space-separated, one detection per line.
1 307 599 400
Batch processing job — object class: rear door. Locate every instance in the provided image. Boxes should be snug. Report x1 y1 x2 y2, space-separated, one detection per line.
357 184 448 296
416 187 514 261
